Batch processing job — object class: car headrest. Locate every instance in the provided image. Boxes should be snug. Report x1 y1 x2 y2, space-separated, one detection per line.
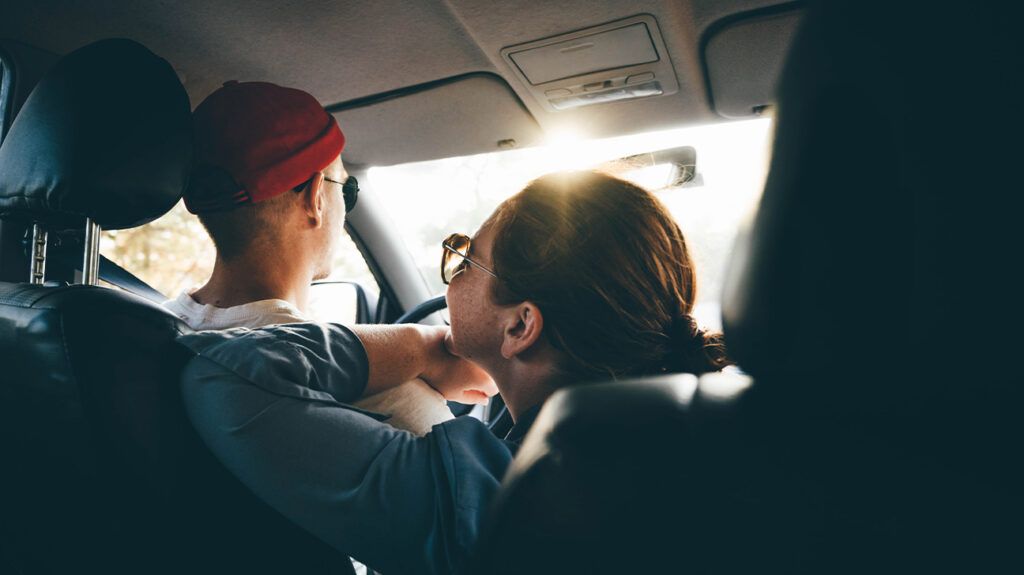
719 0 1009 379
721 0 908 377
0 38 191 231
467 372 771 574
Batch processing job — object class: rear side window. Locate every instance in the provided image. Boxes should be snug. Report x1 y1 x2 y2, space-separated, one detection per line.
100 200 381 302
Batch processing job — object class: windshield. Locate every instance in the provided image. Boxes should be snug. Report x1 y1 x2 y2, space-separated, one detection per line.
369 118 773 331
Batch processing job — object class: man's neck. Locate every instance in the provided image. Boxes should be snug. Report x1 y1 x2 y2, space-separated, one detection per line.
191 252 313 312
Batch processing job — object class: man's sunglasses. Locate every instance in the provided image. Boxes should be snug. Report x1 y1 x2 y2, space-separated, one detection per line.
295 174 359 212
441 233 499 285
324 175 359 213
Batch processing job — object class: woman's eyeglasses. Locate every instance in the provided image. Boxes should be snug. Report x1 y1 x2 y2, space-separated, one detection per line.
441 233 499 285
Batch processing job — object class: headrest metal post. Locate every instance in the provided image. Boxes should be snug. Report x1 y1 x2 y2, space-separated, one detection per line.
29 224 49 285
82 218 101 286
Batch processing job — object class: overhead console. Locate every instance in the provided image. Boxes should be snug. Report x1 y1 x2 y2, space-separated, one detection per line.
702 6 803 119
501 15 679 112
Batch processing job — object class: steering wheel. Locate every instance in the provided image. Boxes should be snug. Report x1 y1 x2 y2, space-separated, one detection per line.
394 295 447 324
393 295 512 434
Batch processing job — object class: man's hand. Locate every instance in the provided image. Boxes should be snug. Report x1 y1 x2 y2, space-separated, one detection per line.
420 327 497 404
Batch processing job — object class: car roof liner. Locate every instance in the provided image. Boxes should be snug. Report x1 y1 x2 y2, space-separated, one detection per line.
0 0 800 166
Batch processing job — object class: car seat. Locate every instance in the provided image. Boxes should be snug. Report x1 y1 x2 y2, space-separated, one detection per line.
466 0 1022 573
0 39 354 575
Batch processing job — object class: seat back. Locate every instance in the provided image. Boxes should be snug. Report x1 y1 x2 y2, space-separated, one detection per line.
717 0 1023 570
0 39 352 574
471 0 1023 572
465 372 812 574
0 285 355 573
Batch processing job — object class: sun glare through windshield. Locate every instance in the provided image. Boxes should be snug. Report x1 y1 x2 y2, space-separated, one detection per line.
369 118 773 330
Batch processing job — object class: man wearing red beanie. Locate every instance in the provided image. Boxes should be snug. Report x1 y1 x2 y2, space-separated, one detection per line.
165 81 485 435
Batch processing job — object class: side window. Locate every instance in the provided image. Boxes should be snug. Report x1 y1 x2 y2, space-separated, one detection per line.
310 240 382 323
100 200 382 322
101 201 216 297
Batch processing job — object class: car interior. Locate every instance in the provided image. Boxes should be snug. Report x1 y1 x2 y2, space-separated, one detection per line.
0 0 1020 573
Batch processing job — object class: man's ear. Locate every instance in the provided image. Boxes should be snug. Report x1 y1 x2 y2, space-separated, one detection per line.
302 172 326 227
500 302 544 360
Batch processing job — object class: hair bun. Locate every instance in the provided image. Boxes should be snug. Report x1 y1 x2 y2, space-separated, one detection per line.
665 315 732 374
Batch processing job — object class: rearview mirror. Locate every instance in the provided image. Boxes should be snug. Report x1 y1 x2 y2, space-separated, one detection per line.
603 145 702 190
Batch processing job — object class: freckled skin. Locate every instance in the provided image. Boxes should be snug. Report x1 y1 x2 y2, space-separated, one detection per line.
444 223 505 370
443 221 561 421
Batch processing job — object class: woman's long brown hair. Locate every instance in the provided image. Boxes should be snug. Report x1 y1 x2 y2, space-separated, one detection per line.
487 170 730 381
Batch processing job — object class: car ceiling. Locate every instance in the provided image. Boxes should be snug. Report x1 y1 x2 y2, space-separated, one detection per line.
1 0 799 167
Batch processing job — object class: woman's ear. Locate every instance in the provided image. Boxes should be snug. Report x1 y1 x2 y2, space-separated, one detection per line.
500 302 544 359
302 172 326 227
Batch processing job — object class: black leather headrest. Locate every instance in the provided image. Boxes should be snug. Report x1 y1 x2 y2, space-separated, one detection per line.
0 39 191 231
720 1 1018 379
721 1 911 377
467 373 782 574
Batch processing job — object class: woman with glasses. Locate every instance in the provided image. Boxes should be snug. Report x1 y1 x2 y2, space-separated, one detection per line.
441 170 729 433
178 170 730 574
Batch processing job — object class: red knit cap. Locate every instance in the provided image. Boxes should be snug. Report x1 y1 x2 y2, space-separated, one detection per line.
185 81 345 213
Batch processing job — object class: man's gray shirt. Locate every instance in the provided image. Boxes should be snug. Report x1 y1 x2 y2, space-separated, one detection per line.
177 323 515 575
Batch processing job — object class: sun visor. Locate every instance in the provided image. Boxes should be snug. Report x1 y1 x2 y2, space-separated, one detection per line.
501 15 679 113
330 74 542 167
703 7 803 119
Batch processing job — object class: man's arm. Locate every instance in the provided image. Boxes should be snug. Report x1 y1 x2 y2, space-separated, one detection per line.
180 358 514 574
350 324 497 404
177 322 496 406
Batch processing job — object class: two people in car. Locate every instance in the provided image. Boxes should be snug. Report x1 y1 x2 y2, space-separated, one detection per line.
173 81 730 573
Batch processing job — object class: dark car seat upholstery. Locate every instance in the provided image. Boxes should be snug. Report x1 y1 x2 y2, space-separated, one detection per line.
465 372 818 574
469 1 1022 573
718 0 1023 570
0 39 353 574
0 40 58 283
0 40 58 143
